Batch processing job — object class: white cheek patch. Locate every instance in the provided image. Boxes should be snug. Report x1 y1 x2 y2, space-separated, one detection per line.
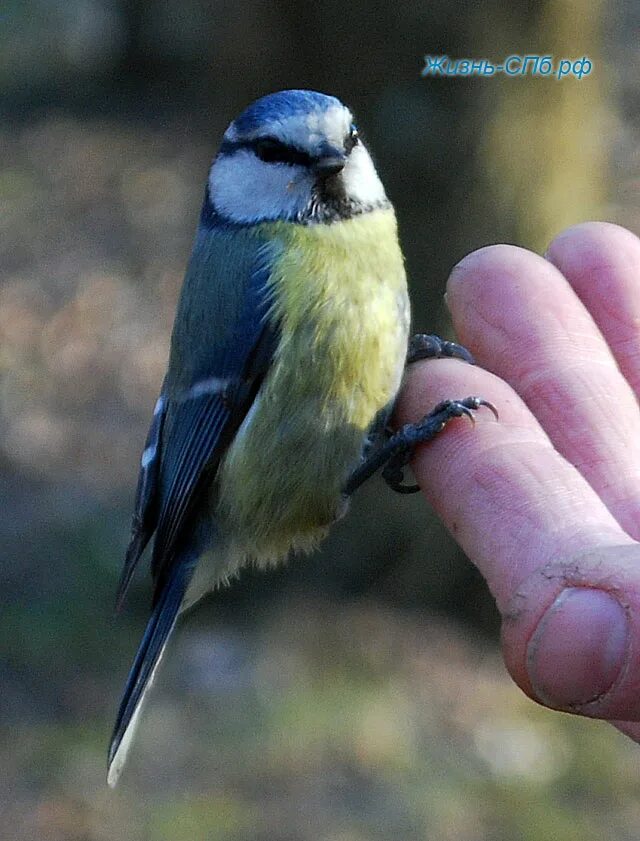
209 150 313 224
212 106 388 223
342 144 387 206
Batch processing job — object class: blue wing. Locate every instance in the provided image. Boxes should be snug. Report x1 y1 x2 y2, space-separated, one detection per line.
109 233 278 783
115 249 276 606
150 295 277 603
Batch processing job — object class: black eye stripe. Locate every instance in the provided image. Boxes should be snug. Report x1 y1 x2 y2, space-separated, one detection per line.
252 136 314 167
219 128 359 168
219 136 314 168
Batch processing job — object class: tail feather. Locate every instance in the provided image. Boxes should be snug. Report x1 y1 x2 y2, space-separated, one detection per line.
107 564 189 787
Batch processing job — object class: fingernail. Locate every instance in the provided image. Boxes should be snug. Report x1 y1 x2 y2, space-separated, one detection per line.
527 587 628 709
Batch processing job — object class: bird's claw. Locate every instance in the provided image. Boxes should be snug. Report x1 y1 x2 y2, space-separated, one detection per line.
407 333 475 366
381 396 498 495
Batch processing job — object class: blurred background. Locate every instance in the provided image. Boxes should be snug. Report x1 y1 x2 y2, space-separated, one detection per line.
1 1 640 839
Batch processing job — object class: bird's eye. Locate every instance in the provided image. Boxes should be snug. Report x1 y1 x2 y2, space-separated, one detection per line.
253 136 312 167
345 126 359 154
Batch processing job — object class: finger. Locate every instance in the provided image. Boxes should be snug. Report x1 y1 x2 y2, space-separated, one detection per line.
396 358 640 721
546 222 640 398
546 225 640 741
397 359 631 613
445 244 640 539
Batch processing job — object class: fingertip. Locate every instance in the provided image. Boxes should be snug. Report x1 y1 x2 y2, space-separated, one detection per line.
526 587 628 709
501 544 640 723
444 244 557 356
543 221 640 399
545 222 640 274
447 243 543 292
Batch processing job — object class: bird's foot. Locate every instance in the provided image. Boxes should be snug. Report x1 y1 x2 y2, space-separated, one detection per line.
407 333 475 365
344 397 498 496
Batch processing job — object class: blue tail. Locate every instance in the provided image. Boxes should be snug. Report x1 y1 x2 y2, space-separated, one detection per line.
107 564 190 786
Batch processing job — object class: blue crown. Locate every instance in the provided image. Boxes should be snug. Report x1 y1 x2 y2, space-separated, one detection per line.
233 90 344 134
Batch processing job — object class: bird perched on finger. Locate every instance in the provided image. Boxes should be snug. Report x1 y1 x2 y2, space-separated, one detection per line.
108 89 488 786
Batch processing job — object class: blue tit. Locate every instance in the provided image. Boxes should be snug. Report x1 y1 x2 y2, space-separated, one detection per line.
108 89 488 786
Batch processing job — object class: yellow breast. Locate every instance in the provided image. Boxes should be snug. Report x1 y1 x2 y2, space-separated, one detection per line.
217 208 409 560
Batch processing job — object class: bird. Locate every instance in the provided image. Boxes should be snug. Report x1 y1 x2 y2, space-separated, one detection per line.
108 89 491 786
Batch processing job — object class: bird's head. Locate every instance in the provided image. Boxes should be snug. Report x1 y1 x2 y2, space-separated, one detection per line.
206 90 389 225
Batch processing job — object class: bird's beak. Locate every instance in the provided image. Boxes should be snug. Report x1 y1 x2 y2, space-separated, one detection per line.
313 146 346 178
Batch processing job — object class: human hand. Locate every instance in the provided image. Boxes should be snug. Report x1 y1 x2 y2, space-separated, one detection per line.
399 222 640 740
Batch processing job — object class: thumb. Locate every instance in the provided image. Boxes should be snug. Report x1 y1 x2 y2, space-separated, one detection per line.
501 544 640 722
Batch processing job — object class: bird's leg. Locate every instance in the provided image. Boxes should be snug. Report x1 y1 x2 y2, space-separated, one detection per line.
344 334 495 496
343 397 497 496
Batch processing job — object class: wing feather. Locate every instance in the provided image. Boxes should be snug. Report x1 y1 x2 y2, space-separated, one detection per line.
150 395 229 598
115 395 166 609
149 262 276 603
114 250 276 609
